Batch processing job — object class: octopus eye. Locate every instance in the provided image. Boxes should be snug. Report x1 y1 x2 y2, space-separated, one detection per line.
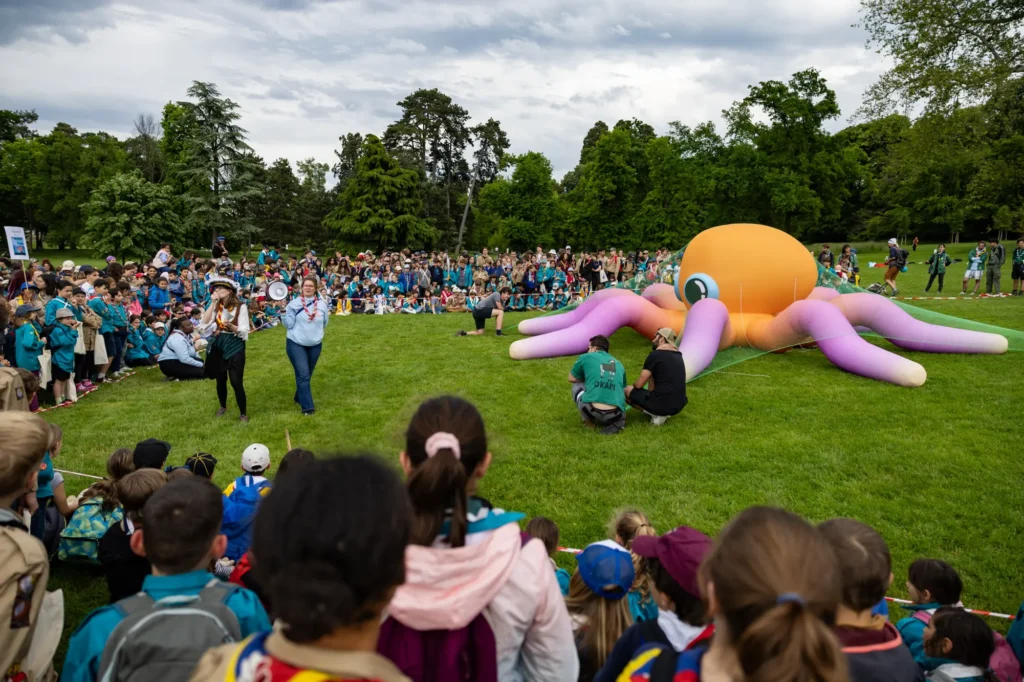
681 273 719 305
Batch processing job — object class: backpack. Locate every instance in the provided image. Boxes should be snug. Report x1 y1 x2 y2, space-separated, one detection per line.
221 476 271 561
58 497 123 564
96 580 242 682
376 533 534 682
913 610 1021 682
896 249 909 268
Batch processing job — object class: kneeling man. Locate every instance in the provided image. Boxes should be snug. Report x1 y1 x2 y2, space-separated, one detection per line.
569 335 626 435
625 327 687 426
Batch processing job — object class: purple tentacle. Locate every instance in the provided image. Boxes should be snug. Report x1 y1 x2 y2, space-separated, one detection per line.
517 287 636 336
509 294 671 360
641 283 688 311
830 293 1009 354
678 298 730 380
761 299 928 387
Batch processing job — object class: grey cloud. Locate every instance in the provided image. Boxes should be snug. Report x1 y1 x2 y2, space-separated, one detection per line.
0 0 113 45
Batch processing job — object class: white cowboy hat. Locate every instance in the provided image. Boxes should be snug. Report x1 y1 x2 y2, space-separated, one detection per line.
207 276 241 294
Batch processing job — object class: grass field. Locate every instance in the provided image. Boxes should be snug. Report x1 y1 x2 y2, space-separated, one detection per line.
35 241 1024 664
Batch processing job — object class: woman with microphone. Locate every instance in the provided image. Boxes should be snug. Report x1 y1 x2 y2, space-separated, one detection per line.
199 277 250 422
283 276 330 416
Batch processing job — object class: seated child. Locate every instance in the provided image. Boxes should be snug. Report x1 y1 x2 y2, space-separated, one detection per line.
59 448 134 564
221 444 273 562
595 525 714 682
190 456 409 682
402 293 422 314
97 469 166 603
613 509 659 623
896 559 964 668
0 414 52 681
819 518 921 682
525 516 571 595
64 476 271 682
566 541 635 682
923 608 997 682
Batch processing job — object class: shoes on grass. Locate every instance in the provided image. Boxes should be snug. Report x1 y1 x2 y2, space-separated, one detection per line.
650 416 669 426
239 415 249 423
302 409 315 416
496 330 505 336
455 330 467 337
216 407 227 417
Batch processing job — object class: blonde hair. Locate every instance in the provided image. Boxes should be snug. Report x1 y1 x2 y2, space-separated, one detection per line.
0 413 51 497
47 423 63 454
564 570 633 671
700 507 848 682
610 509 657 596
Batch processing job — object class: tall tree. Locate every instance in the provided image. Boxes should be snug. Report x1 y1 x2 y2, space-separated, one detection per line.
124 113 165 183
565 128 638 249
470 118 511 184
296 157 332 247
323 135 436 250
859 0 1024 116
83 171 182 262
172 81 263 246
0 110 38 143
331 132 363 194
475 152 562 250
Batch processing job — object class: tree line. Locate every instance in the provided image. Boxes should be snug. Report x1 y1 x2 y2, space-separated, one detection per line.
1 0 1021 260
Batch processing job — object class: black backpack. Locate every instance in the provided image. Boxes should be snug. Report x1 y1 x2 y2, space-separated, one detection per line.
895 249 909 268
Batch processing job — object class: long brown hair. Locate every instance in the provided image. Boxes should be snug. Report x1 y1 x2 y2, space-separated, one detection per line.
700 507 847 682
564 571 633 671
80 447 137 510
404 396 488 548
611 509 656 597
213 283 241 310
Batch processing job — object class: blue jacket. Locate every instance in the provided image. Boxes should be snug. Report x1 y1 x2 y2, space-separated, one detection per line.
283 296 329 347
60 570 270 682
125 327 148 361
44 296 75 326
88 298 114 334
15 322 44 371
48 323 78 373
148 286 170 311
168 280 184 302
142 328 164 356
896 602 947 669
1007 599 1024 665
158 330 202 367
398 272 417 292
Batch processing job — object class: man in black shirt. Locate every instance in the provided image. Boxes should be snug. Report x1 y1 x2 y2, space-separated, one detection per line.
625 327 688 426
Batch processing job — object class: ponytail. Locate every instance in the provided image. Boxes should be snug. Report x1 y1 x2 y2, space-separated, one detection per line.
735 599 846 682
407 449 469 547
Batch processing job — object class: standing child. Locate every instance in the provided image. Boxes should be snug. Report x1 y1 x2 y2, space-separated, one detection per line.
926 246 953 294
63 477 271 682
961 242 988 296
525 516 571 595
896 559 964 668
1011 238 1024 296
49 308 79 405
191 456 411 682
88 281 114 382
221 444 273 562
565 541 635 682
108 287 130 377
14 303 44 410
819 518 922 682
0 414 53 682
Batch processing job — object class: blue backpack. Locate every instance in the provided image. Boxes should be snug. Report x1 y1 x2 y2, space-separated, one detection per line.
221 475 271 561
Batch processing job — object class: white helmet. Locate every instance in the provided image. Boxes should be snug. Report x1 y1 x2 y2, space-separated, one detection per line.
241 443 271 474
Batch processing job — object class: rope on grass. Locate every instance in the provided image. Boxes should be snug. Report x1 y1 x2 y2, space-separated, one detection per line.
55 469 104 481
555 547 1016 621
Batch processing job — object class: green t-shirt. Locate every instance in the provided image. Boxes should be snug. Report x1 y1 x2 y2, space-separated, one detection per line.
571 351 626 410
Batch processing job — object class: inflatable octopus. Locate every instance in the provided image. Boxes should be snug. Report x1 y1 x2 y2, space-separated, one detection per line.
509 224 1008 387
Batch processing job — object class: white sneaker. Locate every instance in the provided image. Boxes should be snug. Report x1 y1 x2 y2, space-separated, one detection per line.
650 415 669 426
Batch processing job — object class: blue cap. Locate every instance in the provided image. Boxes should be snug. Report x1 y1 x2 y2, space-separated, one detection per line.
576 540 634 599
218 236 226 241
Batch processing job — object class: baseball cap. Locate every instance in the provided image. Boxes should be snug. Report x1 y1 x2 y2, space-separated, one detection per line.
185 452 218 479
15 303 41 316
62 260 75 270
133 438 172 470
54 308 74 320
242 443 271 474
576 540 634 599
632 526 713 599
72 287 85 296
655 327 677 345
152 322 165 329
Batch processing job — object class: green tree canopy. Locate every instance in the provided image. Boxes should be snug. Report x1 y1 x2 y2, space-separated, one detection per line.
82 171 182 262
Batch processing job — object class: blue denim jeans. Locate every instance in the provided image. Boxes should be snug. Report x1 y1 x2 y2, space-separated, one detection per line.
286 339 322 412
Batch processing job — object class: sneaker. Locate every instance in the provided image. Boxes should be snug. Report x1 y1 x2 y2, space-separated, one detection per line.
650 415 669 426
302 409 315 416
455 330 467 337
496 330 505 337
95 374 106 383
215 407 227 417
83 380 95 388
239 415 249 423
75 383 86 392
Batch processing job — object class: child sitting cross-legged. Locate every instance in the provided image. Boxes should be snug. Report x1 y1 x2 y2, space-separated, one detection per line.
63 476 271 682
595 525 714 682
190 455 411 682
818 518 922 682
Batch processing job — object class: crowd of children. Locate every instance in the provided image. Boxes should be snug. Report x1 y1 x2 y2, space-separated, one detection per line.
3 395 1024 682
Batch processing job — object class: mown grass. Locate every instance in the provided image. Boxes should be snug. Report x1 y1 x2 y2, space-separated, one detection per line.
36 239 1024 665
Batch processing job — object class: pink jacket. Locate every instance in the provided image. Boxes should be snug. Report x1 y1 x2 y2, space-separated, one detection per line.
388 522 579 682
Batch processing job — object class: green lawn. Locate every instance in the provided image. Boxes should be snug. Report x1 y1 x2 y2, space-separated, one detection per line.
40 240 1024 664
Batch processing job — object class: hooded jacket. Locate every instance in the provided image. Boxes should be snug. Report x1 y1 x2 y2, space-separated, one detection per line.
387 519 579 682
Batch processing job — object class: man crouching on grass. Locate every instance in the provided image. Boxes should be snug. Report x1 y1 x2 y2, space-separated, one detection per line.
457 286 510 337
569 335 627 435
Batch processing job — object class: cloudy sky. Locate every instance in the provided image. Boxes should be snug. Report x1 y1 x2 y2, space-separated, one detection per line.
0 0 887 180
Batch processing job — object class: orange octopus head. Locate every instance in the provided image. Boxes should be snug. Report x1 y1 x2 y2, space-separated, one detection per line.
675 223 819 314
